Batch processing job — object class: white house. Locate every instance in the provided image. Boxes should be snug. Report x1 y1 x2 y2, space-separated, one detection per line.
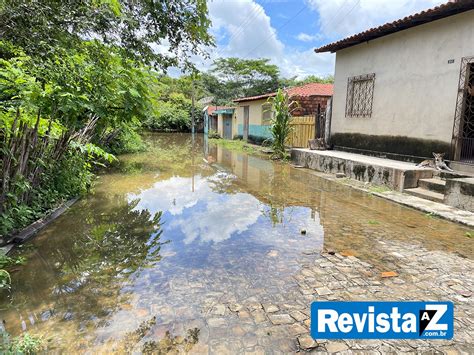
315 0 474 171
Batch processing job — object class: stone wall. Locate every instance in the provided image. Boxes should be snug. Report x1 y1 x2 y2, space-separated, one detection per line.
444 178 474 212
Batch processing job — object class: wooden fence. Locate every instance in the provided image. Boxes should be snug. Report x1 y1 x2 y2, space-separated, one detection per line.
287 115 316 148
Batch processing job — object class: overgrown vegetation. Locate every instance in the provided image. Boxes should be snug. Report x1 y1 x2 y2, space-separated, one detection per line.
1 332 44 354
0 253 25 289
0 0 212 237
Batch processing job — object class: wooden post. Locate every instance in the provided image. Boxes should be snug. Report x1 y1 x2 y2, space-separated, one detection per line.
315 104 321 139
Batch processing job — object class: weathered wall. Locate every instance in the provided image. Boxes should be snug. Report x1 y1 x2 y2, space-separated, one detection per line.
444 178 474 212
331 10 474 154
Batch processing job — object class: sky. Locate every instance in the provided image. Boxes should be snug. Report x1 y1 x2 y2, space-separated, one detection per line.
183 0 446 79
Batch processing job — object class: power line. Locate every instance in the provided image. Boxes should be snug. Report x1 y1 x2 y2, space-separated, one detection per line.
242 3 307 59
329 0 361 33
213 3 265 59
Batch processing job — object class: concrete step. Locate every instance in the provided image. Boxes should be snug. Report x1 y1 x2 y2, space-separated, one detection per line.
418 178 446 194
449 161 474 176
404 187 445 203
434 170 472 179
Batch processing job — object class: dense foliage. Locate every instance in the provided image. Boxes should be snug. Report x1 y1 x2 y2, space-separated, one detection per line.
0 1 212 238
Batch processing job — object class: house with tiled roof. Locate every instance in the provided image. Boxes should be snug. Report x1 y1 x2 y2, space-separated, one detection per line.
315 0 474 171
232 82 334 143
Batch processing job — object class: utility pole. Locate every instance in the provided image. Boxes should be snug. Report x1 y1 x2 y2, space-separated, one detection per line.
191 77 195 192
191 79 195 135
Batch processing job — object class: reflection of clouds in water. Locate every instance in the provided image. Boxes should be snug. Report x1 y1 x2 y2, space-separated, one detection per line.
128 174 261 244
251 207 325 247
172 192 261 244
128 176 207 215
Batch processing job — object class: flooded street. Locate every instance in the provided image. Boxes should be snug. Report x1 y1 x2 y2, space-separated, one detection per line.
1 133 473 353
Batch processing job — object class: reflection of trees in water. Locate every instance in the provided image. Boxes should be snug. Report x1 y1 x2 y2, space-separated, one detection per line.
2 195 165 336
110 316 200 354
114 133 206 180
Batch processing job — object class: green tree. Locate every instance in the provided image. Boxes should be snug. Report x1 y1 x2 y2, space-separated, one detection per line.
207 58 280 103
0 0 213 69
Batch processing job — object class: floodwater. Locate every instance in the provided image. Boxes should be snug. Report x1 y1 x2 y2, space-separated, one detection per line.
0 133 472 353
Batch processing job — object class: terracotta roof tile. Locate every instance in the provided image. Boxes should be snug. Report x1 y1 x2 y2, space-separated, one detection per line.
287 82 333 97
315 0 474 53
233 82 333 102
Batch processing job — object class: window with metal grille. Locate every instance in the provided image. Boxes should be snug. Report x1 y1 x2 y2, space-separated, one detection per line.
262 103 273 125
345 73 375 117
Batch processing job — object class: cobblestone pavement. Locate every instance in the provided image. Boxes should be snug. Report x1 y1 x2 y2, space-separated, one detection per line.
186 238 473 354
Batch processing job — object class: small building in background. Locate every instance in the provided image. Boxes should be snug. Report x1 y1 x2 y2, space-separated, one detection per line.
203 105 235 139
232 82 333 144
315 0 474 171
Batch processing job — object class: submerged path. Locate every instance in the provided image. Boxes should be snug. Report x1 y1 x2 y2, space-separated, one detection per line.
0 133 472 353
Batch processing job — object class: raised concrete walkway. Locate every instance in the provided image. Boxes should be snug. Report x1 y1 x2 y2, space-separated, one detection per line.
291 149 433 192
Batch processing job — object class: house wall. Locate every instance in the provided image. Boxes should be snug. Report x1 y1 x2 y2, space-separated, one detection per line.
330 10 474 159
235 99 272 140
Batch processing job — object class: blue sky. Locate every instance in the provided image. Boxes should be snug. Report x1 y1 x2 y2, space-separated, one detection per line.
192 0 445 78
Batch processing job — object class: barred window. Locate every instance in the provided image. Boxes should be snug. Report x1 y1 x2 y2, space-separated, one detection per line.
345 73 375 117
262 103 273 125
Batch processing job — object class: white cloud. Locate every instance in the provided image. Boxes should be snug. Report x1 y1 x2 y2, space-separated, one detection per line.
128 173 262 244
201 0 333 78
296 32 322 42
306 0 446 39
207 0 284 59
171 0 446 79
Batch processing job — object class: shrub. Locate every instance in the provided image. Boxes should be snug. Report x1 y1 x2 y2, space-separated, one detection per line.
208 129 221 139
145 102 190 131
1 333 44 354
102 125 146 155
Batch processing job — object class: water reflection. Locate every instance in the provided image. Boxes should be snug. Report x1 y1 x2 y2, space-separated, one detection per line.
0 133 471 352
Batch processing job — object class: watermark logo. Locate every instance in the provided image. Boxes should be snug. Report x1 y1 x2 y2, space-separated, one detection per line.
311 301 453 339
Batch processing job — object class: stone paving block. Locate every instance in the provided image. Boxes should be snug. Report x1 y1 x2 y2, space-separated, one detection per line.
315 287 333 296
288 323 307 336
297 334 317 350
325 342 349 353
289 310 307 322
268 314 294 325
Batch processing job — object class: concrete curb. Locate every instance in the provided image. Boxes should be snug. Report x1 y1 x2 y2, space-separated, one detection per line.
1 197 79 255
